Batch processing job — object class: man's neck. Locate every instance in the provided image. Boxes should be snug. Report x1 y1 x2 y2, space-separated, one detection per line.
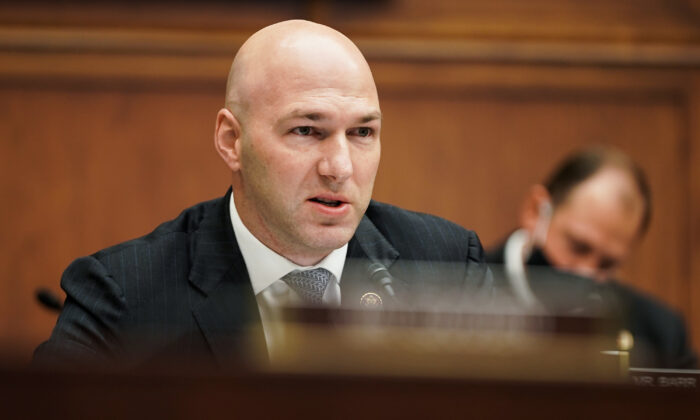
231 191 331 267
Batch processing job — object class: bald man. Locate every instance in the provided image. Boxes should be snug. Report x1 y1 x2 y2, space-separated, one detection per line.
486 147 697 368
35 20 491 370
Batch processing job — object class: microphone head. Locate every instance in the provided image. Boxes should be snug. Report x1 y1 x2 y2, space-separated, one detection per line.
367 262 388 278
366 262 396 297
36 288 63 312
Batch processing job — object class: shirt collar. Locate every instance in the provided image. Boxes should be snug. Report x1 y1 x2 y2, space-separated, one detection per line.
229 192 347 295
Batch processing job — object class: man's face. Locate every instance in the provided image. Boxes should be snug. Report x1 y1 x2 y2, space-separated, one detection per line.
539 170 645 282
233 69 381 264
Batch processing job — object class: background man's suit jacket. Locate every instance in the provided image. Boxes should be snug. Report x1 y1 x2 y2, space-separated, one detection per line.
486 242 698 369
35 190 492 370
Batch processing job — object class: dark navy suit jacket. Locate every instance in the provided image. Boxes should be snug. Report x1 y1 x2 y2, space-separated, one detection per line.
35 190 491 370
486 243 697 369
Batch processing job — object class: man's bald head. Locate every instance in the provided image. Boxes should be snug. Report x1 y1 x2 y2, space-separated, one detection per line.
544 147 651 236
214 20 382 266
225 20 378 125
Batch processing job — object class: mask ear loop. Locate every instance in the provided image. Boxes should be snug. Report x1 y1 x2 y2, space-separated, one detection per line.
504 230 542 310
532 200 553 246
504 199 552 311
519 199 552 262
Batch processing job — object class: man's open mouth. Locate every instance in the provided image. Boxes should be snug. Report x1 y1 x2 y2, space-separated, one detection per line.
310 197 344 207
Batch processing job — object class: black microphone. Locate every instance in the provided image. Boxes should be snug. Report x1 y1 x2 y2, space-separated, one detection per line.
36 288 63 312
367 262 398 302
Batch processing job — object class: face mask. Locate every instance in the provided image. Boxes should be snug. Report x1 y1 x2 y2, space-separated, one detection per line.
532 200 552 245
527 245 553 267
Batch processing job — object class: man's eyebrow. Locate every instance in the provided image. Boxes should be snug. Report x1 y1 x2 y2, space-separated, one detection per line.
360 111 382 123
281 110 382 123
283 110 325 121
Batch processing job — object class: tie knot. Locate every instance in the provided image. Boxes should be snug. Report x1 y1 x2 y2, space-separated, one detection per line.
281 268 334 304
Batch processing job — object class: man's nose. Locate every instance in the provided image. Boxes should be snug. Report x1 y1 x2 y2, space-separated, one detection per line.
318 134 353 184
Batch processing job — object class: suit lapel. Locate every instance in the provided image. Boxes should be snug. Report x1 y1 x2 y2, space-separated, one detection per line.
341 212 402 309
186 194 402 363
188 190 265 367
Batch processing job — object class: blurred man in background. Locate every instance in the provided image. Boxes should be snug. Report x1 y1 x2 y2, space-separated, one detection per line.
486 147 696 368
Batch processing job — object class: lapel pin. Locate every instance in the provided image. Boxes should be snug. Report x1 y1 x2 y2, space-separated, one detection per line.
360 292 382 308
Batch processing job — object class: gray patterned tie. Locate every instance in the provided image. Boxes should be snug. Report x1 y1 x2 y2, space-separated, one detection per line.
281 268 334 304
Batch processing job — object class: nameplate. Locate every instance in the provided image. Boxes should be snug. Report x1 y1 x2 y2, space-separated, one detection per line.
629 368 700 389
279 307 614 335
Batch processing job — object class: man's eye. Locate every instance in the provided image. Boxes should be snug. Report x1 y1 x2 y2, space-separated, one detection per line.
292 126 314 136
569 239 591 256
350 127 373 137
598 257 618 271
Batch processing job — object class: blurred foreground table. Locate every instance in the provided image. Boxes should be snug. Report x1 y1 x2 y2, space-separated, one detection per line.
1 367 698 419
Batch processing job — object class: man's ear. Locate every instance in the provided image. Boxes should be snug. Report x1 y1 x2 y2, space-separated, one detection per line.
520 184 551 234
214 108 243 171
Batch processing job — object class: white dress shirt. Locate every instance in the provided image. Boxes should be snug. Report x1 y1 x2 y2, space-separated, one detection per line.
228 193 347 355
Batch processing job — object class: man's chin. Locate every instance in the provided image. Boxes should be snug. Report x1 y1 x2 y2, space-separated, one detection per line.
302 224 356 251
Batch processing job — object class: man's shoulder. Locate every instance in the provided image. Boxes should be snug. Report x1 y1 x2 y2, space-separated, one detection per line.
609 281 684 324
365 200 471 235
363 200 482 260
57 193 229 318
91 195 225 262
608 281 697 368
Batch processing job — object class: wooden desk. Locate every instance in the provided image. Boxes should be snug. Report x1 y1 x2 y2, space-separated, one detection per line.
2 368 698 419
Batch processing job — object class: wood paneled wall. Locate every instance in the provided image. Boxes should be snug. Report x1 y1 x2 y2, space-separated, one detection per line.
2 0 700 362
